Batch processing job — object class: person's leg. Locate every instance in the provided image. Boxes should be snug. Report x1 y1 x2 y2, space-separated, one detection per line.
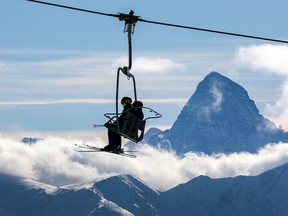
105 129 121 149
114 133 122 149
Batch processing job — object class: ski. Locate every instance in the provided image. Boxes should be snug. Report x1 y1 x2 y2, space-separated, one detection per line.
75 143 102 151
74 143 137 158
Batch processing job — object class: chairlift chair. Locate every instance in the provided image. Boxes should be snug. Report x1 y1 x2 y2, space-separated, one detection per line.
104 106 162 142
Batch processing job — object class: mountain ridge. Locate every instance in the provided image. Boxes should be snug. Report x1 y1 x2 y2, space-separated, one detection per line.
160 162 288 216
1 163 288 216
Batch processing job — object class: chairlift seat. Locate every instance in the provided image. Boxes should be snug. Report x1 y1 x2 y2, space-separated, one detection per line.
118 111 146 142
104 106 161 143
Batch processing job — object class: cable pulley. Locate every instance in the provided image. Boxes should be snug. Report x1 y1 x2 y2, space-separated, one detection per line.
119 10 139 35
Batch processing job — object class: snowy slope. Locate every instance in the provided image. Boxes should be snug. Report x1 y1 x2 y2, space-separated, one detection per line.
0 173 102 216
0 173 159 216
95 175 159 215
1 163 287 216
148 72 288 154
159 162 288 216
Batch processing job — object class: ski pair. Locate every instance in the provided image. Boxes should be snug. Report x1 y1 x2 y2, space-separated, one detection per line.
75 143 137 158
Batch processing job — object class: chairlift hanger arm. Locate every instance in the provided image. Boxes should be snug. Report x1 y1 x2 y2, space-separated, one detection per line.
27 0 288 44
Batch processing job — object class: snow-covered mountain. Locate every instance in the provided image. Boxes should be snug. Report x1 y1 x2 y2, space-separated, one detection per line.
0 173 159 216
159 162 288 216
1 163 288 216
148 72 288 154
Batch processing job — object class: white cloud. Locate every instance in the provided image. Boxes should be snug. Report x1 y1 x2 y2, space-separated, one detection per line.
198 79 223 119
234 44 288 75
264 79 288 130
0 98 114 105
207 81 223 113
0 97 187 105
0 49 189 107
1 135 287 191
112 56 185 73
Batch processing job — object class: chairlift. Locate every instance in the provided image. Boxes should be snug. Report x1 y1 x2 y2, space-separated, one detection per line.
104 106 162 142
103 11 162 142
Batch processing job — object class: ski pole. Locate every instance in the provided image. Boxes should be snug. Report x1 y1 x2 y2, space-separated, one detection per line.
93 124 105 128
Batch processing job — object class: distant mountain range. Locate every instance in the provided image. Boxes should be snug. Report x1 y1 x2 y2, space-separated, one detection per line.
148 72 288 154
1 163 287 216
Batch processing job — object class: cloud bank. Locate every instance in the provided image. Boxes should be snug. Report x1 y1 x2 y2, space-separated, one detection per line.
0 135 287 191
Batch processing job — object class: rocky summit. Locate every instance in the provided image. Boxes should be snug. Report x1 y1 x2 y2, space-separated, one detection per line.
148 71 288 154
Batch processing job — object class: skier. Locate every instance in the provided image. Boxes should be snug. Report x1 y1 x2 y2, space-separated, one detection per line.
104 96 132 151
131 100 144 120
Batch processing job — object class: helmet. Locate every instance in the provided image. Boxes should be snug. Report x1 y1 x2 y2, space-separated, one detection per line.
133 100 143 107
121 96 132 106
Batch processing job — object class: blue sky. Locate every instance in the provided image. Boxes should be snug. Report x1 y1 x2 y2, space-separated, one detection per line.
1 0 288 139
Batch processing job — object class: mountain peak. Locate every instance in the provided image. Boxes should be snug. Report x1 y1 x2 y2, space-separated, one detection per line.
148 72 288 154
185 71 260 122
202 71 232 83
205 71 224 78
